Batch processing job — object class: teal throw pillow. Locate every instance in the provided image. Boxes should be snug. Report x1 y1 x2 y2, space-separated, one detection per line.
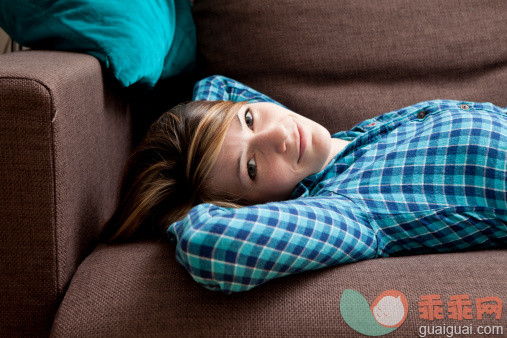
0 0 196 87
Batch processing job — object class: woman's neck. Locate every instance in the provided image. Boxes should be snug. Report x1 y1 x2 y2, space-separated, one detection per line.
325 138 350 167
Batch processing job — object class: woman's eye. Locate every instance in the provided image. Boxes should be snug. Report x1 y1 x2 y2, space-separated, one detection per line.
245 108 254 129
247 158 257 180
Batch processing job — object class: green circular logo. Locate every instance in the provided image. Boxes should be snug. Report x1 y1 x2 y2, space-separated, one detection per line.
340 289 409 336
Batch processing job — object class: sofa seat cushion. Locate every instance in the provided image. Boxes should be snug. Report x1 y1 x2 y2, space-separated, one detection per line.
51 242 506 336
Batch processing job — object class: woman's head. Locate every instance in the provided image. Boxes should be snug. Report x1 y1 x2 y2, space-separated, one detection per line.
103 100 335 242
102 100 245 242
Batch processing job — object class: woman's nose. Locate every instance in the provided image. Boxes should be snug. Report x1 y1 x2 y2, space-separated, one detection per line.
254 124 289 153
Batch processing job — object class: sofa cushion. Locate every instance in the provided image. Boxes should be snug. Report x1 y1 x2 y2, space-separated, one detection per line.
0 0 196 87
51 242 506 336
193 0 507 132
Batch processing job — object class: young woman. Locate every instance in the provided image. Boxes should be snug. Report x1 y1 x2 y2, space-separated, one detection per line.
102 75 507 293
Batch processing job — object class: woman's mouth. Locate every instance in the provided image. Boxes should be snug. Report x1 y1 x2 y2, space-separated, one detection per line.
296 121 306 164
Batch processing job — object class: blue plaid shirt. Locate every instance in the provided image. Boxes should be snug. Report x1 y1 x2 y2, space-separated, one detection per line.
167 75 507 293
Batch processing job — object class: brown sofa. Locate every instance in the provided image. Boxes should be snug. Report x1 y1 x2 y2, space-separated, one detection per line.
1 1 505 336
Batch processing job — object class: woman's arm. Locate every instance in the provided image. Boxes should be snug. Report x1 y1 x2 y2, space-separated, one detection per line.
192 75 284 106
167 194 378 293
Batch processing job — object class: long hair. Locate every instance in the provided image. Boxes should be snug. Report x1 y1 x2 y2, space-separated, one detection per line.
101 100 245 242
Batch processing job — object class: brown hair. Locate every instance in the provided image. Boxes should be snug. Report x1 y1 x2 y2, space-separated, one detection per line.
101 100 245 242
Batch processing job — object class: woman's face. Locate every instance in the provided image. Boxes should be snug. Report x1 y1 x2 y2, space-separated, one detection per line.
207 102 334 204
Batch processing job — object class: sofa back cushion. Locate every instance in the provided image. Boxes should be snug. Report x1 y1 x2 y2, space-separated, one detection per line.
193 0 507 132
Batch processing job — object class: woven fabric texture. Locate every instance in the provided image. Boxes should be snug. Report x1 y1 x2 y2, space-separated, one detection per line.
0 51 131 336
52 242 506 337
194 0 507 131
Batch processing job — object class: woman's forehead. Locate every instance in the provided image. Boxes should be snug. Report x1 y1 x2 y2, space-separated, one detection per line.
207 120 245 197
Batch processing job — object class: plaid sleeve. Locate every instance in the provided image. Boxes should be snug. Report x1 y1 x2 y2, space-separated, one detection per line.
166 194 377 293
192 75 284 106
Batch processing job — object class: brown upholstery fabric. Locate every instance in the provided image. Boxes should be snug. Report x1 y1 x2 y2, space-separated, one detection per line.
51 242 506 337
1 75 56 336
0 51 131 336
194 0 507 131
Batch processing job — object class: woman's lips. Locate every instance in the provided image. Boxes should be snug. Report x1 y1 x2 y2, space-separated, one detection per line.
296 121 306 164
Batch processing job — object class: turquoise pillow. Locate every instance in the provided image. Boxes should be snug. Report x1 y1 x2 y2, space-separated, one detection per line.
0 0 196 87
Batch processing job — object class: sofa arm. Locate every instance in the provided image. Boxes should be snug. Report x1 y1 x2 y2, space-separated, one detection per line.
0 51 132 336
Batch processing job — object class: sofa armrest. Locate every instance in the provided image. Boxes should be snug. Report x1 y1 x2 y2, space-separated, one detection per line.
0 51 132 335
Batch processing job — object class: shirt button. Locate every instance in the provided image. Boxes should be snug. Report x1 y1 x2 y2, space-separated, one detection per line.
461 103 470 110
417 111 427 119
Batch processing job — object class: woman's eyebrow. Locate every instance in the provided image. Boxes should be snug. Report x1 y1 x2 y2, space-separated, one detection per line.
236 109 245 186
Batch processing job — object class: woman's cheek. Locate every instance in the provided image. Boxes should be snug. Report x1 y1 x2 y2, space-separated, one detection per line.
264 164 299 196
